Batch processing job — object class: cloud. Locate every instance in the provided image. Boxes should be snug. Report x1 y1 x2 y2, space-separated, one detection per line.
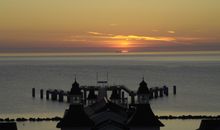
65 31 205 46
111 35 176 42
88 31 104 35
87 31 175 42
87 31 176 42
168 30 175 34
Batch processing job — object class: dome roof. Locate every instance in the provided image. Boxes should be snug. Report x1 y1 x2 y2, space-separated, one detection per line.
70 80 81 95
57 104 94 128
127 104 164 127
137 79 150 95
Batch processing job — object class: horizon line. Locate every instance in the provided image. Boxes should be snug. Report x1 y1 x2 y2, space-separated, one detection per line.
0 50 220 57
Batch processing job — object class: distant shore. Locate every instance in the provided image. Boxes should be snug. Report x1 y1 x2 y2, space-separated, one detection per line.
0 115 220 122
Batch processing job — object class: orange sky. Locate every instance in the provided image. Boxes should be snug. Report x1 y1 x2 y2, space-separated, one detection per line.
0 0 220 52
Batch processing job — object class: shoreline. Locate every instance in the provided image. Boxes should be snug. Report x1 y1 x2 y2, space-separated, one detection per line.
1 115 220 122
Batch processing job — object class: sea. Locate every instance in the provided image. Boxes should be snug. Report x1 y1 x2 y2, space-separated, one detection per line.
0 51 220 130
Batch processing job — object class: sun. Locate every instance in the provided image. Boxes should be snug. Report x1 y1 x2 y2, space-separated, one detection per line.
115 40 131 48
108 40 133 49
120 41 129 47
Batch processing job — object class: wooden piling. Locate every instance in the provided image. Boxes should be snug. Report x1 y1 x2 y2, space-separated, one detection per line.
166 87 169 96
173 85 176 95
32 88 35 98
58 91 64 102
163 86 169 96
40 89 44 99
46 90 50 100
51 90 58 101
154 87 159 98
159 88 163 97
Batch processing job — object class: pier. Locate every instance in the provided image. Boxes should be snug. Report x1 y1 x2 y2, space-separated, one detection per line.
32 84 176 105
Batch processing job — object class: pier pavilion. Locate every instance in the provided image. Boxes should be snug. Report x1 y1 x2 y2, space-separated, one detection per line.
127 79 164 130
56 79 93 130
57 78 164 130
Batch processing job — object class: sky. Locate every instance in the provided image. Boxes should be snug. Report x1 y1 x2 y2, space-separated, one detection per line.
0 0 220 52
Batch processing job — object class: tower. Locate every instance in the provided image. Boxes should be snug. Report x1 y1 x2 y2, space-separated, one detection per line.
137 78 150 104
57 79 93 130
127 79 164 130
69 78 82 104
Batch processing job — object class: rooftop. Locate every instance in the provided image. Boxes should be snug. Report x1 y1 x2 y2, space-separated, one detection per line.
137 79 150 95
197 119 220 130
57 104 93 128
69 79 82 95
127 104 164 127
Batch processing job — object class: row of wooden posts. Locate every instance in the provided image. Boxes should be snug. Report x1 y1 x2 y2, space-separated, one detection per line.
149 85 176 98
32 88 68 102
32 85 176 104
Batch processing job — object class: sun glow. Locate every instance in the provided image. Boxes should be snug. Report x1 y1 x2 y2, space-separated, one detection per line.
113 40 131 48
120 41 130 47
121 50 129 53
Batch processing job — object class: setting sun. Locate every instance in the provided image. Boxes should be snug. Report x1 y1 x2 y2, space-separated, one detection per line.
112 40 131 48
120 40 130 47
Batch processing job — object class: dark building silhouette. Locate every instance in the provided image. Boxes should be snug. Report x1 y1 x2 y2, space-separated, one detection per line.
57 79 93 130
127 104 164 130
69 79 82 104
197 119 220 130
110 89 121 104
127 79 164 130
137 79 150 104
0 122 17 130
87 88 97 105
57 79 164 130
57 104 94 130
88 98 128 130
92 119 128 130
86 98 128 118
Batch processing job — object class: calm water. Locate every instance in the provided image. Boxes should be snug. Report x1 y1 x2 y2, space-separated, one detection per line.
16 120 201 130
0 52 220 130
